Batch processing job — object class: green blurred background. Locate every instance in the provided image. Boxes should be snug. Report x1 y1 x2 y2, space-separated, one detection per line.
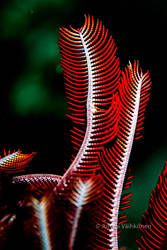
0 0 167 249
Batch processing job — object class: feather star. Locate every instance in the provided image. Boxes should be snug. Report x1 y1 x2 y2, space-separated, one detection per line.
0 15 152 250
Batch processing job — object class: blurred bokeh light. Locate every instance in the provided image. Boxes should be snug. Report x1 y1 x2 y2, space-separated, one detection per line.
25 29 60 69
10 72 67 117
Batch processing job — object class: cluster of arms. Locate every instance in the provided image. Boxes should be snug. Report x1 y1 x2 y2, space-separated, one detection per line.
0 15 166 250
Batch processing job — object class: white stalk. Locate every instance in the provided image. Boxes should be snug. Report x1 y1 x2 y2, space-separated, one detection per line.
111 76 143 249
33 199 51 250
58 30 95 189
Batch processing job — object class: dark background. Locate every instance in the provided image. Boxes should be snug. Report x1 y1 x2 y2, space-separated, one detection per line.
0 0 167 249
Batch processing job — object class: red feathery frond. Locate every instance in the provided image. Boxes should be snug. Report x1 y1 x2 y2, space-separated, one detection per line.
134 69 151 139
58 15 121 189
59 14 121 125
0 172 66 249
0 150 36 173
119 61 151 140
66 175 103 250
57 93 120 193
91 61 151 249
12 174 62 198
137 162 167 249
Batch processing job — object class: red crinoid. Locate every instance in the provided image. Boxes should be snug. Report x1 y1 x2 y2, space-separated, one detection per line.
0 15 152 249
137 162 167 249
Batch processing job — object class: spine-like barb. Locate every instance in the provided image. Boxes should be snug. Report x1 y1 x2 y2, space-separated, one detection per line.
58 15 121 191
93 61 151 249
0 150 36 173
137 162 167 249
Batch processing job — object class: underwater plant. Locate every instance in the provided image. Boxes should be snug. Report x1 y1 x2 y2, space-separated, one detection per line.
0 14 165 250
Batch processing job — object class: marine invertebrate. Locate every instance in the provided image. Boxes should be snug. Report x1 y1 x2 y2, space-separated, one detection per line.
0 150 36 173
137 162 167 249
0 15 152 249
57 15 151 249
